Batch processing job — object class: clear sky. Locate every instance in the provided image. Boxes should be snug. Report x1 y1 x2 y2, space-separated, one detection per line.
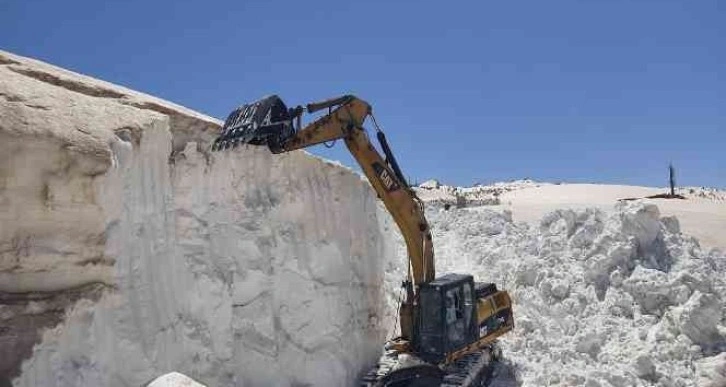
2 0 724 187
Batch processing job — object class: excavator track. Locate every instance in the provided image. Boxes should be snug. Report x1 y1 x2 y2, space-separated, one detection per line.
360 346 498 387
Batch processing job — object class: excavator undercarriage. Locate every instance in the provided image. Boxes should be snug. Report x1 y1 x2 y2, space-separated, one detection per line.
360 344 498 387
212 95 514 386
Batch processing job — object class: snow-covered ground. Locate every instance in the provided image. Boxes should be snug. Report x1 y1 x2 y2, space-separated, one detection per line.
415 179 547 208
394 180 726 386
415 180 726 253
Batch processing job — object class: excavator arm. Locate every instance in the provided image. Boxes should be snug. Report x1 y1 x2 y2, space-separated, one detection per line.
212 94 438 342
274 95 436 287
213 94 513 386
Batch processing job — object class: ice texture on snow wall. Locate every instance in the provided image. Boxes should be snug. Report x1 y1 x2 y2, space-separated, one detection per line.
0 50 390 387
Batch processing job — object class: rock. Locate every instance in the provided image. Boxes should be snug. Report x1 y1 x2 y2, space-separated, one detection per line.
1 49 392 387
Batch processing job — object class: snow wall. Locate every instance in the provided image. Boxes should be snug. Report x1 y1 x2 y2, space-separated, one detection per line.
0 50 392 387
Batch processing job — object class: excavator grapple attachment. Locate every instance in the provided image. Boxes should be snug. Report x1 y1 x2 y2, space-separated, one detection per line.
211 95 295 151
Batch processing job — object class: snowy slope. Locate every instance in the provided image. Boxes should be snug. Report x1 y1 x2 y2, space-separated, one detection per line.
415 181 726 253
382 179 726 386
415 179 547 208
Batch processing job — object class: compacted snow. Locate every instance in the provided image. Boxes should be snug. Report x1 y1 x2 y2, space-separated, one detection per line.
408 181 726 386
1 50 392 387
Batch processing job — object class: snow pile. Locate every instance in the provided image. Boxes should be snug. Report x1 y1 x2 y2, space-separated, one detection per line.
385 201 726 386
1 50 392 387
414 179 547 208
146 372 206 387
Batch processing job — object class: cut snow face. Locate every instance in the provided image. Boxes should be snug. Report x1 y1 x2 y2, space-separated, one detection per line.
387 201 725 386
0 50 393 387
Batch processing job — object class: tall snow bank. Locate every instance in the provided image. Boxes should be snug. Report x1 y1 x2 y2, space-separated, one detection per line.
387 201 725 386
0 50 392 386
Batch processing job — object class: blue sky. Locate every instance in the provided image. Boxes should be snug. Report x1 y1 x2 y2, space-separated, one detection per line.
2 0 724 187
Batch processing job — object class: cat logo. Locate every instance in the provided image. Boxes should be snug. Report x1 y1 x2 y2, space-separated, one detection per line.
373 162 400 192
262 108 272 125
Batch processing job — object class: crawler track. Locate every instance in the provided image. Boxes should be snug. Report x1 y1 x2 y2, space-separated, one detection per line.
360 346 497 387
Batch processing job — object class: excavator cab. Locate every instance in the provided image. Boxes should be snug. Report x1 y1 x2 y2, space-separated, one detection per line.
417 274 477 363
415 274 512 364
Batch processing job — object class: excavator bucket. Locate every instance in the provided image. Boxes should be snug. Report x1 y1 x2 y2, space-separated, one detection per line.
211 95 295 151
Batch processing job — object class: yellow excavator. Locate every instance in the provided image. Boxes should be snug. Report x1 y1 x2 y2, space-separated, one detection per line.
212 95 514 386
